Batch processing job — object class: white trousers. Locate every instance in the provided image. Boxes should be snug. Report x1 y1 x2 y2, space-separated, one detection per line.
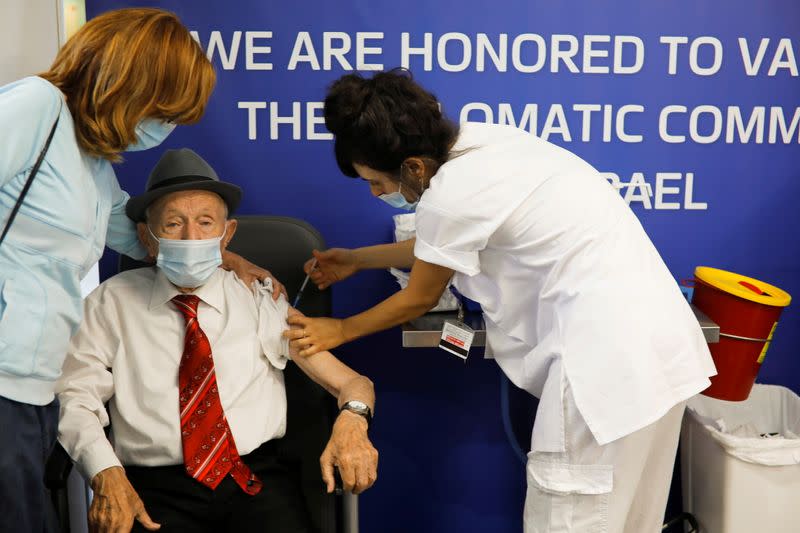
524 383 686 533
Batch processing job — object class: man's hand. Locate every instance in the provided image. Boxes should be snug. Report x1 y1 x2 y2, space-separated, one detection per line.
222 250 287 300
305 248 360 290
320 411 378 494
89 466 160 533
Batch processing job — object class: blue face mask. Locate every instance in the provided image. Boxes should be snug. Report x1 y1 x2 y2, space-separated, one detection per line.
379 184 419 211
127 119 176 152
149 226 225 288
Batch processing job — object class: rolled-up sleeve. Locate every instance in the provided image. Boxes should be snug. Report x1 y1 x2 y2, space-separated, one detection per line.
55 290 122 482
105 169 147 260
254 279 292 369
414 202 490 277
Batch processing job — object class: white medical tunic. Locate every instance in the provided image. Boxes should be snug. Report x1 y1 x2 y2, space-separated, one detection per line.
414 122 716 449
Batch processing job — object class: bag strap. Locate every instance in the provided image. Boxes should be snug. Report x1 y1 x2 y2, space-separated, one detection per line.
0 107 61 246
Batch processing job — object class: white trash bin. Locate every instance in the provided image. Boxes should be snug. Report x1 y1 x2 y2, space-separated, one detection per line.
681 384 800 533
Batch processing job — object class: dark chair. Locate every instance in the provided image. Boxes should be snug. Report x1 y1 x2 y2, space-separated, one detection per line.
227 215 340 533
46 215 345 533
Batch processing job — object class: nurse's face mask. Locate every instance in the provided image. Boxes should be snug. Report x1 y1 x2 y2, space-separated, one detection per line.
355 162 423 211
127 119 176 152
379 184 419 211
149 225 226 288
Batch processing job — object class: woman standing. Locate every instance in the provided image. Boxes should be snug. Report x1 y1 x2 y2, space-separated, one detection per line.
287 70 716 533
0 9 273 531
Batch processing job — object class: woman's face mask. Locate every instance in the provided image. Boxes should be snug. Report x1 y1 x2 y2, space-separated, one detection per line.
379 184 419 211
354 162 424 212
127 119 176 152
149 226 225 288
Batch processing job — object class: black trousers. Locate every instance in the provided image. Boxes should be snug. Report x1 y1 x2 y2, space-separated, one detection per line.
126 439 314 533
0 394 59 533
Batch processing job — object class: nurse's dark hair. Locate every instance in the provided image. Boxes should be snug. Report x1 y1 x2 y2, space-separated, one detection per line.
40 8 215 162
324 69 459 179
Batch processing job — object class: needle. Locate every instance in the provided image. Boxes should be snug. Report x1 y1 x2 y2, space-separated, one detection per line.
292 258 318 308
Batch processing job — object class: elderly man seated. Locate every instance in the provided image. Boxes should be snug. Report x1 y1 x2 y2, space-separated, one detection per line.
56 149 377 533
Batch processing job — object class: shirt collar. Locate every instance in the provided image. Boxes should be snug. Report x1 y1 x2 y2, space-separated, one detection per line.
149 268 225 314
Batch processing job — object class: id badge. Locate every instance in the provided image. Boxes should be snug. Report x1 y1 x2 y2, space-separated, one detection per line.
439 320 475 360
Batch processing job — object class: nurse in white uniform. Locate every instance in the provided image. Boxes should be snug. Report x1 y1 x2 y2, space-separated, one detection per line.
287 70 716 533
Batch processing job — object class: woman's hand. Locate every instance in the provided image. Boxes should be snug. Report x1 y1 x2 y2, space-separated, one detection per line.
283 315 348 357
305 249 360 290
222 250 287 300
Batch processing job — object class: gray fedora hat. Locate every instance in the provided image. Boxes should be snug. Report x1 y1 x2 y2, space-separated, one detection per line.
126 148 242 222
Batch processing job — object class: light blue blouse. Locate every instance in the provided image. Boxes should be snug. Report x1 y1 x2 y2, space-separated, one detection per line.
0 77 146 405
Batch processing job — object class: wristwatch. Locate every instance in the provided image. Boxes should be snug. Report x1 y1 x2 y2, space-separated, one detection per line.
340 400 372 427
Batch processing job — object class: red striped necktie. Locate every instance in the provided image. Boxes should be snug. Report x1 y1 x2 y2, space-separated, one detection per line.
172 294 262 495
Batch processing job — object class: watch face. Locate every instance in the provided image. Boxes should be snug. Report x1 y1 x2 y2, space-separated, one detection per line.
342 400 372 426
347 400 368 412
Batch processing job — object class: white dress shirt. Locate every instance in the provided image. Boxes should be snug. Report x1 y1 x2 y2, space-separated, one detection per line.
414 122 716 448
56 268 292 481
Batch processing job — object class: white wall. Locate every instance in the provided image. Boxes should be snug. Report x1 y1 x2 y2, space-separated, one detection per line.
0 0 61 85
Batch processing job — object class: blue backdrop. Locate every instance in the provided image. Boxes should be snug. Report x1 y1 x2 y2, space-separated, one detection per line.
87 1 800 531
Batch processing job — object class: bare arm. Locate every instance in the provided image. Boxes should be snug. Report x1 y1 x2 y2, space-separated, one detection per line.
286 258 454 356
290 347 375 412
289 346 378 494
343 258 452 342
353 238 416 270
283 307 378 494
305 239 416 290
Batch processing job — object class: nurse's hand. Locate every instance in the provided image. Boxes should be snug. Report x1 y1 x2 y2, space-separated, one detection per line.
222 250 287 300
305 249 359 290
284 315 347 357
